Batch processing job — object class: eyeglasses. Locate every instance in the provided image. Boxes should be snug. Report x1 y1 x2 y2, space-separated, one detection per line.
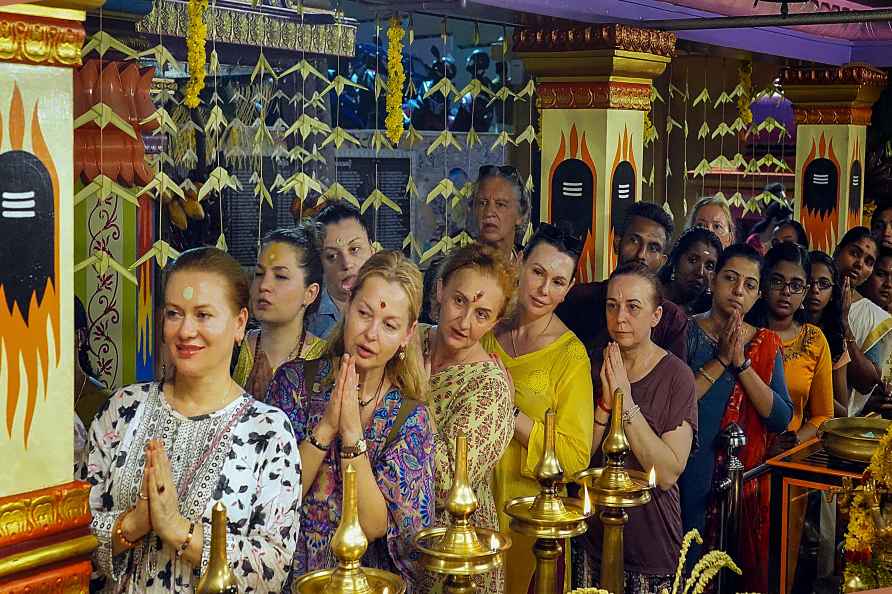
535 223 584 255
478 164 520 181
812 278 834 291
768 278 809 294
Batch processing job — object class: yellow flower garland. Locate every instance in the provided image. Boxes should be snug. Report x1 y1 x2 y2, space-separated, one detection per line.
737 59 752 128
385 17 406 144
184 0 209 108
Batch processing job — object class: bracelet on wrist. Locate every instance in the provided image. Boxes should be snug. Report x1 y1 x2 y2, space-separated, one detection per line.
716 357 730 369
700 369 718 385
622 404 641 424
176 520 195 557
594 417 608 428
340 438 368 459
597 399 611 414
513 405 521 418
115 510 137 549
307 430 330 451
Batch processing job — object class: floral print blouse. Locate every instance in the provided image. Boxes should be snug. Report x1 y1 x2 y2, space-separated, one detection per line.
265 358 435 593
83 382 302 594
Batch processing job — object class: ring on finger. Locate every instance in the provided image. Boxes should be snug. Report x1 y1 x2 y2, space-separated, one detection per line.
138 492 149 500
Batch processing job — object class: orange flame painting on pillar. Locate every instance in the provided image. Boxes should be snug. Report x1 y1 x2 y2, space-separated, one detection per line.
0 83 61 448
800 132 841 253
608 126 638 272
548 123 598 282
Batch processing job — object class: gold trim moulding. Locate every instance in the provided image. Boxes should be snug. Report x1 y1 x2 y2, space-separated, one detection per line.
136 0 356 57
0 7 86 66
520 50 671 81
0 481 92 549
0 534 98 579
0 4 86 22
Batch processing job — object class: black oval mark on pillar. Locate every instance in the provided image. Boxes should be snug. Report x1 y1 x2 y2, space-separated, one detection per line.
0 150 54 322
803 157 838 219
611 161 636 235
551 158 594 239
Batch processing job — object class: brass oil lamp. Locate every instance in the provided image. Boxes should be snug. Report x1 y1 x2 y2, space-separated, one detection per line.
504 409 596 594
573 389 654 594
415 431 512 593
197 501 240 594
293 464 406 594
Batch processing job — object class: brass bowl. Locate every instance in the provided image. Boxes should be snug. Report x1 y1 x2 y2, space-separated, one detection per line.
819 416 891 463
415 526 510 576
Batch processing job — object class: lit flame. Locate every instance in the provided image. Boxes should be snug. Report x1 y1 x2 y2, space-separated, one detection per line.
582 483 592 515
649 467 657 488
489 533 500 551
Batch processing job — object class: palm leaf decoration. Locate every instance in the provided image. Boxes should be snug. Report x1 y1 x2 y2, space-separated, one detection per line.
423 77 458 100
713 91 733 108
140 106 178 137
405 177 419 200
285 114 331 140
710 155 734 170
692 158 712 178
668 82 687 100
197 166 240 201
403 125 424 149
82 31 137 58
514 124 537 146
251 51 277 83
427 129 462 155
74 175 140 208
250 172 274 208
137 44 180 72
321 127 363 150
322 75 367 96
130 240 181 270
456 79 493 99
666 115 683 135
711 123 734 139
369 130 393 152
693 87 711 107
279 59 329 83
205 105 228 135
466 128 481 148
320 182 360 209
216 233 228 251
75 104 138 139
697 122 710 140
75 250 139 286
487 86 516 107
140 170 185 202
490 130 515 151
280 171 322 202
361 189 402 214
402 233 422 257
426 178 455 203
516 79 536 99
525 174 536 195
728 192 746 208
651 86 665 104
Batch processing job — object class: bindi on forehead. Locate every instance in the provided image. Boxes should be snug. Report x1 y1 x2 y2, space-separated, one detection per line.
380 300 387 309
182 286 194 300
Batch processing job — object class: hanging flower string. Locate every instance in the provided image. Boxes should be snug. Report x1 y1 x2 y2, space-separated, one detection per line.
184 0 209 108
385 16 406 144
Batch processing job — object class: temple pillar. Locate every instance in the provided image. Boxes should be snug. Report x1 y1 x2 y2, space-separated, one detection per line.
515 23 675 282
783 63 887 252
0 2 99 591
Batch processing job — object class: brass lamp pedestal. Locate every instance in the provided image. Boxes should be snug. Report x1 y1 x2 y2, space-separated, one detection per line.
574 390 653 594
293 465 406 594
415 432 512 594
505 410 596 594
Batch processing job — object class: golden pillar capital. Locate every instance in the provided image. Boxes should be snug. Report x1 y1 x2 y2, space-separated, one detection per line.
0 1 99 68
515 23 675 281
782 63 888 125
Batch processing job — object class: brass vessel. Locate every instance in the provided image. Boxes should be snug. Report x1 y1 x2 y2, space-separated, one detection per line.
819 416 891 463
196 502 240 594
505 409 595 594
415 431 512 593
293 464 406 594
573 389 653 594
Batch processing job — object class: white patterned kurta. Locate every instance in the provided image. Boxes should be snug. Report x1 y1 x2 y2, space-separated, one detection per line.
83 382 302 594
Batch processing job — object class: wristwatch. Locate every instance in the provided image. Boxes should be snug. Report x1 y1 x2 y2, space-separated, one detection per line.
340 438 368 459
730 358 752 375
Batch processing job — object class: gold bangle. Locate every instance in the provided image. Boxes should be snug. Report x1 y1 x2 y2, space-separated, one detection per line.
700 369 718 385
115 510 137 549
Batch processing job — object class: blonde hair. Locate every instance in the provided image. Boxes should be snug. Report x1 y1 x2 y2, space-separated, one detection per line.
438 243 517 319
325 250 427 401
686 195 736 242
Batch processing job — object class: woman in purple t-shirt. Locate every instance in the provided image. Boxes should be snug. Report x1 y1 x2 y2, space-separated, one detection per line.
572 263 698 594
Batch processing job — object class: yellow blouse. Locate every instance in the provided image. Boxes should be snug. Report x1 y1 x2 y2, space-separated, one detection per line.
482 330 594 594
782 323 834 432
233 329 326 391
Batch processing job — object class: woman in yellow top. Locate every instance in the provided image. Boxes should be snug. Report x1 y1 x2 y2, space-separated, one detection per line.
234 226 327 398
483 223 594 594
745 242 834 592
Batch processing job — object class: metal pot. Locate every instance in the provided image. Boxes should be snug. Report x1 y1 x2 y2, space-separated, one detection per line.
819 416 891 463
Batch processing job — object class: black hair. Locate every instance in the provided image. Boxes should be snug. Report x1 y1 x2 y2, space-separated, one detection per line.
807 250 846 362
522 221 583 275
833 226 877 259
872 201 892 230
618 201 675 244
608 262 663 307
74 296 96 377
259 225 324 316
746 242 811 327
661 225 724 284
749 197 793 236
314 201 371 240
773 219 810 249
715 242 764 275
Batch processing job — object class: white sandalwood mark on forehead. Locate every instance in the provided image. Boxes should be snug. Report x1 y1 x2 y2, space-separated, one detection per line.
182 286 194 300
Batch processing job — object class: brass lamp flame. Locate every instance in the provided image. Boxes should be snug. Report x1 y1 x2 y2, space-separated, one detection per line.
196 502 240 594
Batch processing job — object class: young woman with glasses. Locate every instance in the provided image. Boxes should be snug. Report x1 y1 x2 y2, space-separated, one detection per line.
484 223 593 593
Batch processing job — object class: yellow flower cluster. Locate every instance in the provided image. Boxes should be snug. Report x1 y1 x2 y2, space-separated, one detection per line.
184 0 209 108
671 529 704 594
385 17 406 144
737 59 752 128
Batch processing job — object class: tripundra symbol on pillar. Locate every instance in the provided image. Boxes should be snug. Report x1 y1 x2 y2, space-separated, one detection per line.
0 82 60 447
548 123 598 282
801 132 841 253
609 126 638 270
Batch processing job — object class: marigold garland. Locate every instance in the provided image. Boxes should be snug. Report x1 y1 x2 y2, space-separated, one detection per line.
184 0 209 108
843 423 892 589
385 17 406 144
737 59 752 128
